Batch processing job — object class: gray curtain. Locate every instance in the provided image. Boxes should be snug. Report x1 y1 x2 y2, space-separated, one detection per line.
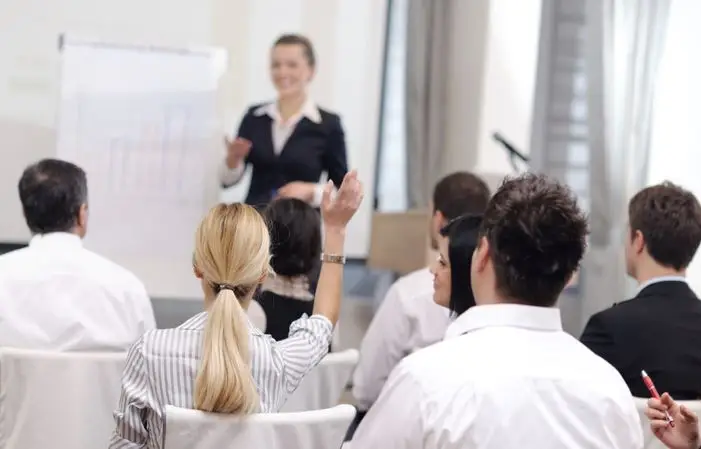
582 0 671 326
404 0 456 208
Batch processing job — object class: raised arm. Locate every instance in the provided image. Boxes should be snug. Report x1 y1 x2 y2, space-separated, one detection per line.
312 170 363 324
274 171 364 397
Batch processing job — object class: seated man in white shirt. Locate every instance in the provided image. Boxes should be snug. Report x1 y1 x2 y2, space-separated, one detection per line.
351 173 642 449
351 172 490 417
0 159 156 351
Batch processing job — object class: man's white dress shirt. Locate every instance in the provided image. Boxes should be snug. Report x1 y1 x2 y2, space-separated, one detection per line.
0 232 156 351
352 304 643 449
352 267 451 410
219 99 328 206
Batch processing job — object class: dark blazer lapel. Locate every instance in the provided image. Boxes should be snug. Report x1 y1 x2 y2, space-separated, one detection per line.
256 115 276 157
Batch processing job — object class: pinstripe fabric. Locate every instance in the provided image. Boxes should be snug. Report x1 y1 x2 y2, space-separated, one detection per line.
109 311 333 449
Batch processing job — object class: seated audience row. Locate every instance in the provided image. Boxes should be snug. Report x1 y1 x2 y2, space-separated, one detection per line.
351 173 643 448
5 157 701 449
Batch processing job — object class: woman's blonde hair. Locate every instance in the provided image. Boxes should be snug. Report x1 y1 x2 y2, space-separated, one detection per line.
193 203 270 414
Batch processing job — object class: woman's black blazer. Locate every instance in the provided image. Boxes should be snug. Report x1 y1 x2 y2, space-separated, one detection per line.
232 103 349 207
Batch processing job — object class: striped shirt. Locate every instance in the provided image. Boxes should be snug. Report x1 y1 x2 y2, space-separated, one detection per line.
109 311 333 449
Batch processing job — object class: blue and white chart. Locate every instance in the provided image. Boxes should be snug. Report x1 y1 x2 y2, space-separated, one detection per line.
56 37 226 299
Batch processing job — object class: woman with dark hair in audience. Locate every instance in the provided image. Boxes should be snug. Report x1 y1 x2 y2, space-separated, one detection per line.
259 198 322 340
431 214 482 323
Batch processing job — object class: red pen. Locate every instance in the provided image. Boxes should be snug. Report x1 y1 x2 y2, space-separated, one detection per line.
641 370 675 427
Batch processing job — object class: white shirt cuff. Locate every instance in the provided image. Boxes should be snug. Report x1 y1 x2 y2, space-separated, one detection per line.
219 161 245 188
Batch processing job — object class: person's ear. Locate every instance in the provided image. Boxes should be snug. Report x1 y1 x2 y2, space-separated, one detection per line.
474 236 490 273
77 204 88 229
632 229 645 255
432 210 446 234
193 265 203 279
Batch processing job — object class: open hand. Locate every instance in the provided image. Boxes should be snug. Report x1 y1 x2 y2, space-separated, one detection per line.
647 393 699 449
321 170 363 230
224 137 252 169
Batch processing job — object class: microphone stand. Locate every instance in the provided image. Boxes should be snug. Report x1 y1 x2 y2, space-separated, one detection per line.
492 132 530 173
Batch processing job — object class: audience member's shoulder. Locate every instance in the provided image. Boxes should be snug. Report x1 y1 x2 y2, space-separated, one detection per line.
593 296 639 322
392 267 433 296
81 249 147 294
393 337 462 384
0 247 31 269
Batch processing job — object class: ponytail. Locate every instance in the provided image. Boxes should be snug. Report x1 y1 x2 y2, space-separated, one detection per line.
194 289 260 413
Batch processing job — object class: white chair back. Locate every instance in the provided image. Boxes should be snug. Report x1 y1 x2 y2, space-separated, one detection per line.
164 404 356 449
282 349 359 412
247 300 267 331
634 397 701 449
0 347 126 449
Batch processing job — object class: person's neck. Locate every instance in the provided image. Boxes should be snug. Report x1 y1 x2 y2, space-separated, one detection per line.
635 265 685 285
277 94 307 121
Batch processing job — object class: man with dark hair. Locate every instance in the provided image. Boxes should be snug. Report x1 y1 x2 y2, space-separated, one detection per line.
0 159 155 351
581 182 701 399
351 172 491 420
352 173 642 449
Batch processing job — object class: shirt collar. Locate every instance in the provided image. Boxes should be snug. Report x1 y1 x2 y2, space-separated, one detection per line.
444 304 563 339
636 275 687 295
253 98 322 124
29 232 82 249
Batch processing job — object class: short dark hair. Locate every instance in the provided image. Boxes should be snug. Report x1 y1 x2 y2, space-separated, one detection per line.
273 34 316 67
480 173 588 307
18 158 88 234
628 182 701 270
433 172 491 220
440 214 482 316
264 198 321 277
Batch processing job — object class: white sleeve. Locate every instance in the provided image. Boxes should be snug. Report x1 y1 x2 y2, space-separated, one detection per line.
351 361 425 449
352 282 412 410
218 160 246 188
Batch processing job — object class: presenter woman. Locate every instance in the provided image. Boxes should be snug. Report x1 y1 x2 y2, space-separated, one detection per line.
220 34 349 208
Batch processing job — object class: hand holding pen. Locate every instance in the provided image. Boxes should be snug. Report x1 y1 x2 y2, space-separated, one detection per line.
642 370 675 428
645 390 699 449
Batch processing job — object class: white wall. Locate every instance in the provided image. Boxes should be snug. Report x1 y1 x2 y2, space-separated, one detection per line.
0 0 386 258
648 0 701 293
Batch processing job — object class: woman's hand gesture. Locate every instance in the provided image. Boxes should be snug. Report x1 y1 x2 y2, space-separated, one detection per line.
321 170 364 231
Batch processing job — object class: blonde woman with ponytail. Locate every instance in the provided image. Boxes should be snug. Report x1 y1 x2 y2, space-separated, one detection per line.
110 171 363 449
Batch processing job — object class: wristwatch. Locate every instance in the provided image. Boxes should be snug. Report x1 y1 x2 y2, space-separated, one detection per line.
320 253 346 264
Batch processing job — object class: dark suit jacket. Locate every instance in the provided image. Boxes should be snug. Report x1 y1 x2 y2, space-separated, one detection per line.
581 281 701 399
228 104 348 208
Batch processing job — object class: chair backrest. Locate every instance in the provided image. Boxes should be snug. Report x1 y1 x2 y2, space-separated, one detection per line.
281 349 359 412
247 300 267 331
164 404 356 449
0 347 127 449
633 397 701 449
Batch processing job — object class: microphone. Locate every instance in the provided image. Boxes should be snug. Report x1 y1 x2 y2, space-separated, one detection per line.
492 132 530 163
